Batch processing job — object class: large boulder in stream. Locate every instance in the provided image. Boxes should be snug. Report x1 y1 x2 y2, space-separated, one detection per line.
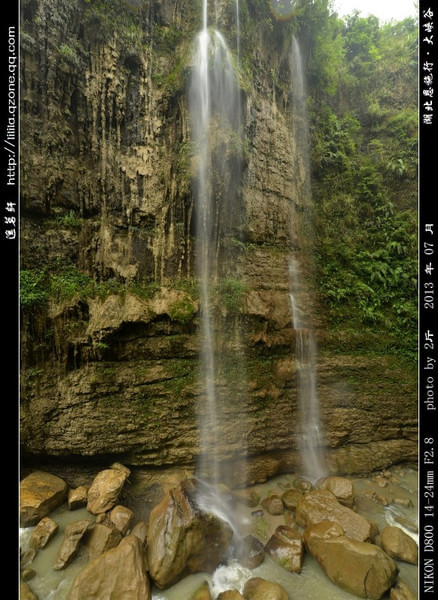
304 521 398 599
380 526 418 564
242 577 289 600
20 471 68 527
87 463 131 515
264 525 304 573
67 534 151 600
28 517 59 550
53 519 91 570
315 477 355 507
146 479 233 589
296 490 376 542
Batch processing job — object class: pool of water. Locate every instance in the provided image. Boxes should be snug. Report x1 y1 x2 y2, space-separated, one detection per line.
20 467 418 599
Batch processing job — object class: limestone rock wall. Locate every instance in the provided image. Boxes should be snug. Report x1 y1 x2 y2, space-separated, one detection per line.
20 0 417 481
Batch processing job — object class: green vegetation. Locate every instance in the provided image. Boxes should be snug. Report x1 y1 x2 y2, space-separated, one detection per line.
216 277 249 315
290 3 418 358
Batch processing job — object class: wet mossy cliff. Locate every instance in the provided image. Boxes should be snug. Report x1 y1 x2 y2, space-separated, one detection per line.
20 0 417 482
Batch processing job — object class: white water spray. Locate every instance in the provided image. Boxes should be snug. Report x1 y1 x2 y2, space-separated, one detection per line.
289 37 327 482
189 0 244 525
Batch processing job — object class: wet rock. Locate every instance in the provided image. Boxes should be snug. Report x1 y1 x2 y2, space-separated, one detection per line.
235 535 265 569
305 521 398 599
233 489 261 508
67 534 150 600
303 520 344 545
22 568 36 581
264 525 303 573
20 582 39 600
146 479 233 589
242 576 289 600
218 592 244 600
190 581 212 600
53 519 90 570
315 477 355 507
380 526 418 564
296 490 376 542
281 489 302 511
68 486 88 510
131 520 148 546
110 504 134 535
28 517 58 549
85 522 123 560
390 580 416 600
20 471 68 527
294 477 313 492
20 548 38 569
261 495 284 515
87 464 131 515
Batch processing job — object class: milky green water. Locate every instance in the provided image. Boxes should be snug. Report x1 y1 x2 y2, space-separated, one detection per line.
20 468 418 600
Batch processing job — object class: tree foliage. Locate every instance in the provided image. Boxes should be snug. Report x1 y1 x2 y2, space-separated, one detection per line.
293 4 418 357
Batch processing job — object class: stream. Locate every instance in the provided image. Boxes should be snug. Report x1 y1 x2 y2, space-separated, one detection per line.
20 466 418 599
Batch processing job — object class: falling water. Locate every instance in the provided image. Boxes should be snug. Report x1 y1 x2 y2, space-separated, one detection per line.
289 37 327 482
189 0 243 520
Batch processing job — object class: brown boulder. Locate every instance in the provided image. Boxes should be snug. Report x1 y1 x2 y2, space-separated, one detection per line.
235 535 265 569
28 517 58 550
305 521 398 599
261 495 284 515
146 479 233 589
281 489 302 511
85 522 123 560
265 526 303 573
68 486 88 510
315 477 355 507
380 527 418 565
87 465 131 515
296 490 376 542
218 592 245 600
242 577 289 600
191 581 212 600
53 519 90 570
390 580 417 600
110 505 134 535
20 582 39 600
67 534 150 600
20 471 68 527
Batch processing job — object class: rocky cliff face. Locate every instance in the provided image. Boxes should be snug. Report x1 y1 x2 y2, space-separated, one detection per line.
20 0 417 483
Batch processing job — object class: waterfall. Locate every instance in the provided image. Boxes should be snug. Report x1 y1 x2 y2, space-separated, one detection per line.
289 37 327 483
189 0 243 521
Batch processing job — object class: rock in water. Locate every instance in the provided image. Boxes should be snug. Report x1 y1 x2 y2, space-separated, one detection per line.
380 526 418 564
315 477 355 507
28 517 59 550
390 580 417 600
305 521 398 599
84 522 123 560
242 577 289 600
87 464 130 515
67 535 150 600
68 486 88 510
264 525 303 573
235 535 265 569
20 582 39 600
218 592 245 599
146 479 233 589
296 490 376 542
261 495 284 515
20 471 68 527
53 520 90 570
